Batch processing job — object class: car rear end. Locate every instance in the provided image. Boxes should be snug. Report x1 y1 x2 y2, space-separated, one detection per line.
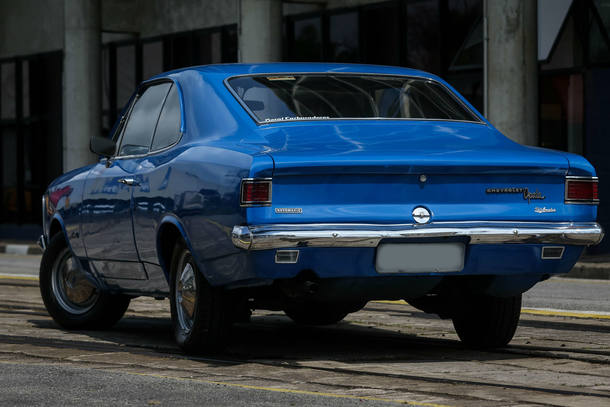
226 71 603 301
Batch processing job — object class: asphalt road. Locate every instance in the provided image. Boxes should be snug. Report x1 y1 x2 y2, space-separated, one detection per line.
0 253 609 406
2 362 400 407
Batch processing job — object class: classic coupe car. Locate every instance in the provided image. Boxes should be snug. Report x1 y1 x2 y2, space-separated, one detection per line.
39 63 603 353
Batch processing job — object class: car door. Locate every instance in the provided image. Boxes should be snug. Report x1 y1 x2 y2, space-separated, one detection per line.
81 82 172 281
130 82 184 289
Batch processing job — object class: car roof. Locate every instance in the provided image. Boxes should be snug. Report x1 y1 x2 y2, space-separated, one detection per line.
150 62 440 81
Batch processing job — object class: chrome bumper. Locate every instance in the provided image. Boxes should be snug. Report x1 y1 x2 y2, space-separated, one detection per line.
231 222 604 251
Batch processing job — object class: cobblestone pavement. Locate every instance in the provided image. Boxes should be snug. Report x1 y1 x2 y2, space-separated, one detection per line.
0 276 609 406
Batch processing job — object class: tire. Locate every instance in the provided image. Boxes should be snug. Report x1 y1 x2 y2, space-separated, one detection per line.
169 241 231 353
39 233 130 329
451 294 521 348
284 301 365 325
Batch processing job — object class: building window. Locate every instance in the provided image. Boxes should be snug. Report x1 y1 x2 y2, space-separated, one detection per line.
329 12 359 62
360 1 403 66
407 0 441 73
291 17 323 61
102 25 238 134
283 0 483 112
0 53 63 230
588 0 610 64
540 74 584 154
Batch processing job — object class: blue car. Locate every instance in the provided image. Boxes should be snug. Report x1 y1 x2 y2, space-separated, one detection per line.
39 63 603 353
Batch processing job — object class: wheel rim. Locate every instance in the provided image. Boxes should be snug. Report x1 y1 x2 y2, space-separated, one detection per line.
51 248 99 315
175 261 197 333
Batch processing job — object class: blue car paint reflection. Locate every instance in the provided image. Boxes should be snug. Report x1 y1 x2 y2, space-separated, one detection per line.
42 63 601 300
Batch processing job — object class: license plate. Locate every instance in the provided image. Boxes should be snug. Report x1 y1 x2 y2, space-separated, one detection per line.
375 243 465 274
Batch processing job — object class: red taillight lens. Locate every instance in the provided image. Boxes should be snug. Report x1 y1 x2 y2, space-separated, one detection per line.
241 179 272 205
565 177 599 203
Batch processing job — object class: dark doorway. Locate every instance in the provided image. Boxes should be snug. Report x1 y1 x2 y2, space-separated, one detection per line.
0 51 63 239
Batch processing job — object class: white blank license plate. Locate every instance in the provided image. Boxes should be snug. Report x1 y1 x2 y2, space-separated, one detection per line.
375 243 465 274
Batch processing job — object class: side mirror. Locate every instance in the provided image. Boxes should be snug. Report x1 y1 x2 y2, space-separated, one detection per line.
90 136 116 157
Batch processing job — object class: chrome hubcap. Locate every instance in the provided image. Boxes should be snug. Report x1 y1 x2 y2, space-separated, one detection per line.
176 262 197 332
51 248 98 314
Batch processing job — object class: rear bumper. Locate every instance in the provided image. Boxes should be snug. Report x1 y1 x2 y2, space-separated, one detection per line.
232 221 604 250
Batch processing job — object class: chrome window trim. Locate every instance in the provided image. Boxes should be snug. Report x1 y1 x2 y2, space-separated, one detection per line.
240 178 272 207
113 78 184 160
231 221 604 250
223 72 485 126
564 176 600 205
111 135 183 161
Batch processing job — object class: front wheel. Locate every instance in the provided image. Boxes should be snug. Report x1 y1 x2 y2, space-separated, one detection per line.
451 294 521 348
169 242 231 353
39 233 130 329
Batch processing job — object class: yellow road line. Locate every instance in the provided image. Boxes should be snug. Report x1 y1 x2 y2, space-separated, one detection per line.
521 308 610 320
0 274 38 281
374 301 610 320
128 372 452 407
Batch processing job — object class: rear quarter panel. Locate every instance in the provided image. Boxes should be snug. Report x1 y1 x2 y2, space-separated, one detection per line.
132 143 273 285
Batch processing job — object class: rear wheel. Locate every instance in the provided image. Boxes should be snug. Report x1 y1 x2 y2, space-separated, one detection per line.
169 242 231 353
284 301 365 325
39 233 130 329
451 294 521 348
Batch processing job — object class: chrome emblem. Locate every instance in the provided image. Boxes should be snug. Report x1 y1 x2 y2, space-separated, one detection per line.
535 206 556 213
485 187 545 203
275 208 302 214
412 206 431 224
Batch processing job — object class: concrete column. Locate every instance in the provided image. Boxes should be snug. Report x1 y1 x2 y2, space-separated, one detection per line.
485 0 538 146
63 0 100 171
239 0 282 62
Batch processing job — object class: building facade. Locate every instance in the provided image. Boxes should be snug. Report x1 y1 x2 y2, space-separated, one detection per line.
0 0 609 253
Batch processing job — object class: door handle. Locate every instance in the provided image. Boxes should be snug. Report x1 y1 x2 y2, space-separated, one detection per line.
118 178 139 186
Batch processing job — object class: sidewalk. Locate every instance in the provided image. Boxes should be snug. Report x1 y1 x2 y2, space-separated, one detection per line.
0 241 42 255
1 240 609 280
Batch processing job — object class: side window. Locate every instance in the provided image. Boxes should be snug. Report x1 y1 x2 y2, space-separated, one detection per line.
151 84 182 151
117 82 171 156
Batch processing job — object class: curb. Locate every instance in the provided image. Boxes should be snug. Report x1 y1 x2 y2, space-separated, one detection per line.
0 243 42 255
562 262 610 280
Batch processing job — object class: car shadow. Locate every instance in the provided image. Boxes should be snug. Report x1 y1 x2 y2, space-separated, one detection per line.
27 312 530 366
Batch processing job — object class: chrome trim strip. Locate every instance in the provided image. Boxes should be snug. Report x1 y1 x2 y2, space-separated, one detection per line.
566 176 599 180
231 221 604 250
38 235 47 252
41 194 47 240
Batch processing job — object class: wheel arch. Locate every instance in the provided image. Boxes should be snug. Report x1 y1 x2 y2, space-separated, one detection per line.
48 214 74 253
156 215 205 283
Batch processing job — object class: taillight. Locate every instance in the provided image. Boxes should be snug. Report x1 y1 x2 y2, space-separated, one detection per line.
240 178 272 206
565 176 599 204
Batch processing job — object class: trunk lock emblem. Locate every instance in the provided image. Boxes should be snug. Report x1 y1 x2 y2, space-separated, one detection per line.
412 207 431 224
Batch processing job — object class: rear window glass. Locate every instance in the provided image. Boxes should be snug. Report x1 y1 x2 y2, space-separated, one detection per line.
227 74 480 123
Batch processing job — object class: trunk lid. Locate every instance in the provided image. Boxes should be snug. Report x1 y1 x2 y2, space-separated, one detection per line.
255 121 568 175
244 121 576 224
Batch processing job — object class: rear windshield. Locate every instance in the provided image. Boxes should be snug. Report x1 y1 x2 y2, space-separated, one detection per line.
227 74 480 123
